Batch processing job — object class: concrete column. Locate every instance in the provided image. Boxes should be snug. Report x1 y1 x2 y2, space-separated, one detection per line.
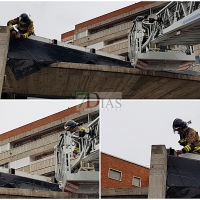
0 26 10 98
148 145 167 199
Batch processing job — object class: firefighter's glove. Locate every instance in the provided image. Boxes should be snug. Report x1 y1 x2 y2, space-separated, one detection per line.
22 33 29 38
11 30 17 36
8 24 13 30
176 150 183 156
80 127 86 132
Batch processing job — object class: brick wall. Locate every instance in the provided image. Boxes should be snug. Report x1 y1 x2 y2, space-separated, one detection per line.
101 153 149 189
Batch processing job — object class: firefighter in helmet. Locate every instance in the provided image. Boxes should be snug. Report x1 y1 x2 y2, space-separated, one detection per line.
172 118 200 155
64 120 86 155
7 13 35 39
64 120 95 172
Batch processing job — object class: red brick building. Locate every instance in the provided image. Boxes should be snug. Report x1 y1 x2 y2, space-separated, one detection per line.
101 152 149 189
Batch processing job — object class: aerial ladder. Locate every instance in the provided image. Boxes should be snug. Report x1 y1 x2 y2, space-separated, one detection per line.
128 1 200 71
54 117 99 194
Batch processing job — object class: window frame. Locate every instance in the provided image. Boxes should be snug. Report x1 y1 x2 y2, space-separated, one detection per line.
108 168 122 181
132 175 141 187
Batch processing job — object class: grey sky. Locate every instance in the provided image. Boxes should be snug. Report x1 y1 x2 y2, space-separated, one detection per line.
0 100 83 134
101 100 200 167
0 1 135 41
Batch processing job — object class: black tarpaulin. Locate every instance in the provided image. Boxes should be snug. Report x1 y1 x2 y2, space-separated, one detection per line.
166 186 200 198
0 171 61 191
7 58 54 80
7 37 132 79
166 155 200 198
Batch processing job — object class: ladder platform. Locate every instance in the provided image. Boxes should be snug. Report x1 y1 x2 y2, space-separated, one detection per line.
66 171 99 182
135 51 194 71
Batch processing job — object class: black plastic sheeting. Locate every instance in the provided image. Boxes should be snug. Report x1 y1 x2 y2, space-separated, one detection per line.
7 59 54 80
166 187 200 198
0 171 61 191
166 155 200 198
7 37 132 80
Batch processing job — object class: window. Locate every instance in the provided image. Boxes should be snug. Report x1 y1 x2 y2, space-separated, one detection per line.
34 151 54 161
132 176 141 187
105 36 127 46
11 125 63 148
75 30 88 39
194 55 200 65
0 163 9 168
108 168 122 181
0 143 10 153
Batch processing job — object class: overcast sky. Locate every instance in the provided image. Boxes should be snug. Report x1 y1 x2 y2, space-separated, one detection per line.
0 1 135 41
0 100 83 134
101 100 200 168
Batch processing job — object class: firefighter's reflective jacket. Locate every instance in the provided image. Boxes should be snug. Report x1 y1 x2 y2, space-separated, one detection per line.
73 127 86 153
7 18 34 38
178 127 200 153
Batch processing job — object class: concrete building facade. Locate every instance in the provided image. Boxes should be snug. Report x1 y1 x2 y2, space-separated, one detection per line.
0 101 99 182
61 1 200 68
101 152 149 189
61 1 168 61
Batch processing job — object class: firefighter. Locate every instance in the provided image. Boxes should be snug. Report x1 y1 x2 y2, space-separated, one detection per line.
172 118 200 155
64 120 86 154
7 13 35 39
64 120 95 173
